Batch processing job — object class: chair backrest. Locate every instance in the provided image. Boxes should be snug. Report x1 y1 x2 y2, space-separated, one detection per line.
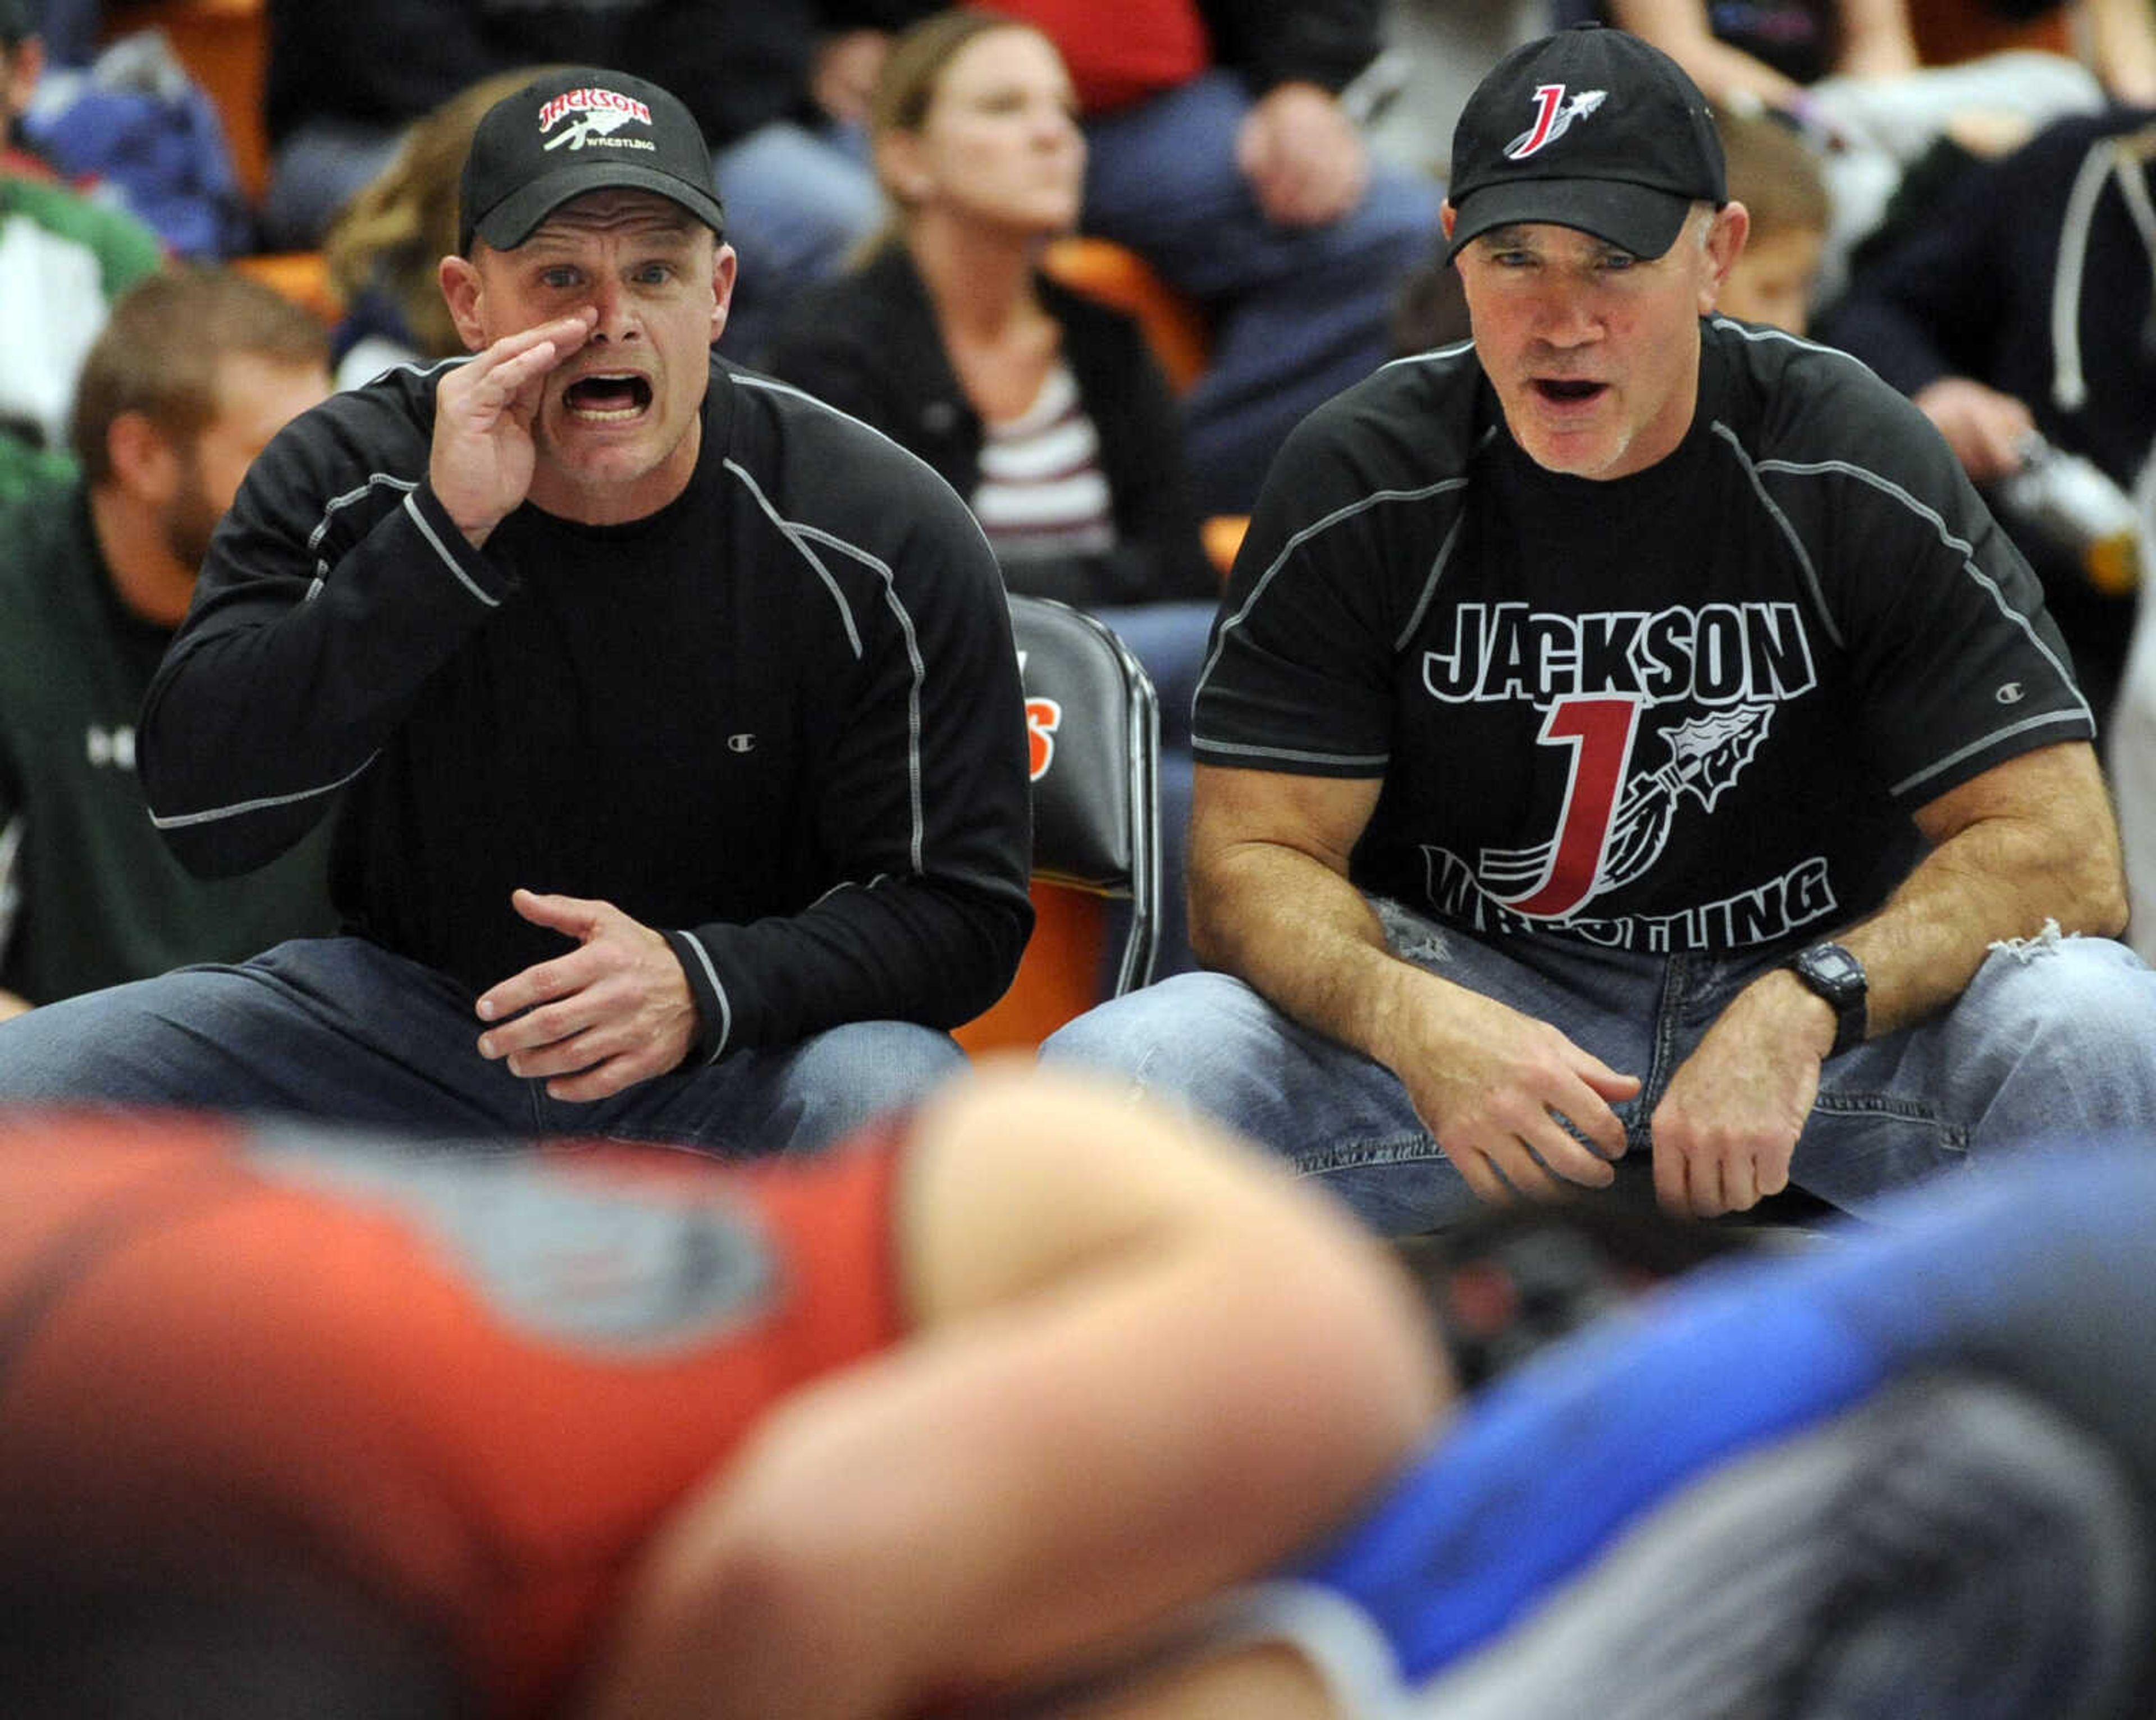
1008 594 1162 996
1040 236 1212 395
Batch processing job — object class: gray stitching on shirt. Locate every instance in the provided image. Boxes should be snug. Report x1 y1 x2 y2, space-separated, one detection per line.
723 458 863 657
1754 454 2093 721
401 491 499 608
1709 422 1844 650
676 931 733 1064
148 754 378 830
1891 710 2091 797
1203 477 1470 693
721 459 930 875
0 814 21 962
1396 510 1467 653
307 473 417 556
1198 739 1390 768
1734 450 2095 794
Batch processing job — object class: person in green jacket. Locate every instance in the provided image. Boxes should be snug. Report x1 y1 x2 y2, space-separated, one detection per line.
0 266 335 1016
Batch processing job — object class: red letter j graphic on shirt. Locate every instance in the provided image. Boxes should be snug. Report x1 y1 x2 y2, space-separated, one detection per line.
1488 695 1642 918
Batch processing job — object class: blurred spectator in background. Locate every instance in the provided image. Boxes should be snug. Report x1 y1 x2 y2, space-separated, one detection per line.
322 67 549 389
1591 0 2114 305
0 0 162 505
1714 106 1831 333
768 10 1218 978
1905 0 2156 105
971 0 1445 514
1819 107 2156 730
0 268 335 1019
260 0 913 356
824 0 1446 511
21 0 96 71
20 24 252 258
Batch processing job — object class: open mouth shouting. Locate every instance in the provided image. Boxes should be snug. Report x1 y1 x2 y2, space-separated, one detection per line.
1533 377 1607 407
561 372 654 422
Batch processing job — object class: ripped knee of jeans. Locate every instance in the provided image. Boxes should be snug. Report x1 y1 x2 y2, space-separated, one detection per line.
1989 917 2068 964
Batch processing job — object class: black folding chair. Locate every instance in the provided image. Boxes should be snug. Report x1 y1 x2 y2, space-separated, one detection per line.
1007 595 1163 997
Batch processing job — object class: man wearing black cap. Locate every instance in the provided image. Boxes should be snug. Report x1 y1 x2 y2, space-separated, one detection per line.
1047 23 2156 1229
0 68 1033 1156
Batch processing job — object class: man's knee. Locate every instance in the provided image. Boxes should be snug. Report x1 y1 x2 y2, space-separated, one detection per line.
776 1022 967 1151
1979 930 2151 1021
1966 932 2156 1094
1043 973 1245 1076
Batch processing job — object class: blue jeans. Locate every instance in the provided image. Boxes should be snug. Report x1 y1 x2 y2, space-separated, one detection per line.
1042 903 2156 1234
0 936 965 1155
1080 71 1443 515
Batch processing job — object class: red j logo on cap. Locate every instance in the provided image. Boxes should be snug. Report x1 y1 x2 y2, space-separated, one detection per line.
1505 84 1608 161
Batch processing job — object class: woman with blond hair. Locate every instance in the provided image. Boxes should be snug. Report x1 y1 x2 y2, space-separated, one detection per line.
768 9 1219 978
321 67 551 389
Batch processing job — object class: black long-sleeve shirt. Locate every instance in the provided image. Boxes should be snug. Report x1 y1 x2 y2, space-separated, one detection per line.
140 355 1033 1059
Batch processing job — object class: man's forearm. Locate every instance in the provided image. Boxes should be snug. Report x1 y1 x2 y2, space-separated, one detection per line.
1191 841 1437 1070
1834 758 2126 1042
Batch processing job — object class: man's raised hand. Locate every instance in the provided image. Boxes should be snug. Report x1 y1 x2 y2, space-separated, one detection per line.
432 310 595 546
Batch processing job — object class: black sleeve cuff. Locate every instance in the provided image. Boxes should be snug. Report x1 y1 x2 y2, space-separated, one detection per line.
665 928 734 1063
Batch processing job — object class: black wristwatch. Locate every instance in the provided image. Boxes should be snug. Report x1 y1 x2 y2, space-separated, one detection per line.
1784 941 1867 1058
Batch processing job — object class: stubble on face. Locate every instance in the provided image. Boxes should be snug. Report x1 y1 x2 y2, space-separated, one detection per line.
477 192 727 524
1455 212 1719 483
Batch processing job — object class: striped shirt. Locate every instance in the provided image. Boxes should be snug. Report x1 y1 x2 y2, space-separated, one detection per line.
972 359 1117 566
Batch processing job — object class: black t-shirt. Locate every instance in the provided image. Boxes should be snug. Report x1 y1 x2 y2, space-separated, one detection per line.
1196 318 2093 955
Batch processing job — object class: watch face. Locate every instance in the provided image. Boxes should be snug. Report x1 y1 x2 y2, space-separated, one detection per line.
1791 944 1866 1058
1808 946 1862 991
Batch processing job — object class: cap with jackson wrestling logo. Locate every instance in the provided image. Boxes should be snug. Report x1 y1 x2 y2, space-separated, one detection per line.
1445 22 1725 263
458 66 727 255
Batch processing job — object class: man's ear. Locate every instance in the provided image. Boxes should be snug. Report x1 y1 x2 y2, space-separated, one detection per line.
105 410 180 505
438 253 488 352
709 241 738 346
1701 200 1751 313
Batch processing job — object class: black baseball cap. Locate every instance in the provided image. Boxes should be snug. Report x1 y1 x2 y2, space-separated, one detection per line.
0 0 34 46
1446 24 1725 263
458 67 727 255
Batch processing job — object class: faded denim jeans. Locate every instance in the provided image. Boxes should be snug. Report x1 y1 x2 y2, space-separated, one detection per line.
1042 901 2156 1234
0 936 963 1156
